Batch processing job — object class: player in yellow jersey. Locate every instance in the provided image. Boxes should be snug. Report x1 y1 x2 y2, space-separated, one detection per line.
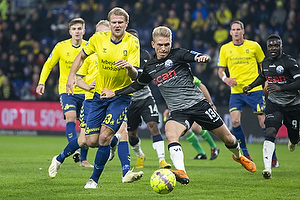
47 20 112 178
218 20 278 166
36 18 93 167
66 7 143 188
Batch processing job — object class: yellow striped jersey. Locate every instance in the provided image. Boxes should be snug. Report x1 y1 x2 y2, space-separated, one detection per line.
38 38 87 94
218 39 265 93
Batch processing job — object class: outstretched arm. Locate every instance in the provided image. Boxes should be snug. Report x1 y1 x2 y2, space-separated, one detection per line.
243 74 265 95
100 81 145 99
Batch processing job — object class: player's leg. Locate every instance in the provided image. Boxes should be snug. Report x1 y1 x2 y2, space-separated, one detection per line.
128 128 145 168
185 128 207 159
191 122 219 160
210 124 257 173
165 119 190 185
147 121 171 168
285 110 300 152
127 100 145 167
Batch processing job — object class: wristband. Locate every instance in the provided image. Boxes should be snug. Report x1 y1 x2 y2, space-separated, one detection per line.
222 75 226 82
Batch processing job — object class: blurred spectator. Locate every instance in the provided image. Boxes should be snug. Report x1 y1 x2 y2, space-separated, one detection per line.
0 0 9 20
190 11 205 35
256 22 270 44
191 1 208 20
0 76 16 100
269 0 287 32
213 24 229 46
0 68 5 87
216 2 232 26
0 52 9 74
283 35 298 59
166 10 180 31
92 3 106 25
205 11 218 31
131 2 147 28
50 13 68 41
8 33 19 55
235 2 249 21
256 3 271 26
19 33 35 56
244 24 255 40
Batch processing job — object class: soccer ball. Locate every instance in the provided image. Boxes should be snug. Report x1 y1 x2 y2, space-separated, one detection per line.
150 169 176 194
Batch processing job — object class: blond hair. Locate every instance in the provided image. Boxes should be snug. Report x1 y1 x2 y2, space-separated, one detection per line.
108 7 129 22
152 26 172 42
69 17 85 29
230 20 244 30
96 20 110 29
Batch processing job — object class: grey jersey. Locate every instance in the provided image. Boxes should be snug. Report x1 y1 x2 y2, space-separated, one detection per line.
137 48 206 111
262 53 300 106
132 49 152 101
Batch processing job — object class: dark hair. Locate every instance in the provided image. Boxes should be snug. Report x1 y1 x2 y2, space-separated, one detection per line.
127 29 138 37
267 34 281 41
230 20 244 29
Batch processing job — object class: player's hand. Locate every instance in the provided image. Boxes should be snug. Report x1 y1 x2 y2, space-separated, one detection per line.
223 77 237 87
196 55 210 63
66 76 75 95
100 88 115 99
36 85 45 96
115 59 132 69
89 80 96 90
243 85 252 95
266 84 281 93
163 109 170 122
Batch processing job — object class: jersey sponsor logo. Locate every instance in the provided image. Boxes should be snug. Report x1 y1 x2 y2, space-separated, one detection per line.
153 70 177 85
276 65 284 74
101 59 121 71
165 59 173 68
266 76 286 83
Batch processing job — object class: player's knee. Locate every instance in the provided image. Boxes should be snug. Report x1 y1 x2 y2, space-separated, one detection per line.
265 127 277 139
231 119 241 127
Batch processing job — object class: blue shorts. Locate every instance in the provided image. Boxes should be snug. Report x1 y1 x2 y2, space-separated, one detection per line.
79 99 93 129
85 92 131 136
229 91 265 114
59 93 85 119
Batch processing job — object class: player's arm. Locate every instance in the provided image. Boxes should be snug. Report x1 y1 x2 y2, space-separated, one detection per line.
75 75 95 91
199 83 216 111
36 46 60 95
66 50 87 95
218 67 237 87
100 72 152 99
243 74 265 95
115 59 138 79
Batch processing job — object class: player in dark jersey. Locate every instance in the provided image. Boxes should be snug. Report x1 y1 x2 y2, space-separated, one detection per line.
243 34 300 179
126 29 171 169
100 26 257 185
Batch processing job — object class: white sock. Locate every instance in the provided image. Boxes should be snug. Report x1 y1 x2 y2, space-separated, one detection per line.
169 144 185 172
263 140 274 171
131 140 144 157
152 140 165 162
228 142 241 159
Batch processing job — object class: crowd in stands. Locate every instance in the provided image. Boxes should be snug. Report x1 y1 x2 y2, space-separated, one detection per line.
0 0 300 106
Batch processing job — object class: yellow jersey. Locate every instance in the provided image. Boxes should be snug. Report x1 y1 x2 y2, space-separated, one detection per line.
218 39 265 93
82 31 140 93
38 38 87 94
76 53 98 100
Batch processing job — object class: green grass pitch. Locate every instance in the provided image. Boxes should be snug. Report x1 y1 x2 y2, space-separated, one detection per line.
0 135 299 200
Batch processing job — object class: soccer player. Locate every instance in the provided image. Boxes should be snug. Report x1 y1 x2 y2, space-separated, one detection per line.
36 18 92 167
124 28 171 169
243 34 300 179
163 76 220 160
218 20 278 166
47 20 112 178
66 7 143 188
100 26 257 185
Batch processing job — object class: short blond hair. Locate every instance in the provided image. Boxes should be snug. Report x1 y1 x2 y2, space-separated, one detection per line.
69 17 85 29
108 7 129 22
96 20 110 29
152 26 172 42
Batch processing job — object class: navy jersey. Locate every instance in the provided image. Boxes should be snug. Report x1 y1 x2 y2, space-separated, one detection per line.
137 48 206 111
262 53 300 106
